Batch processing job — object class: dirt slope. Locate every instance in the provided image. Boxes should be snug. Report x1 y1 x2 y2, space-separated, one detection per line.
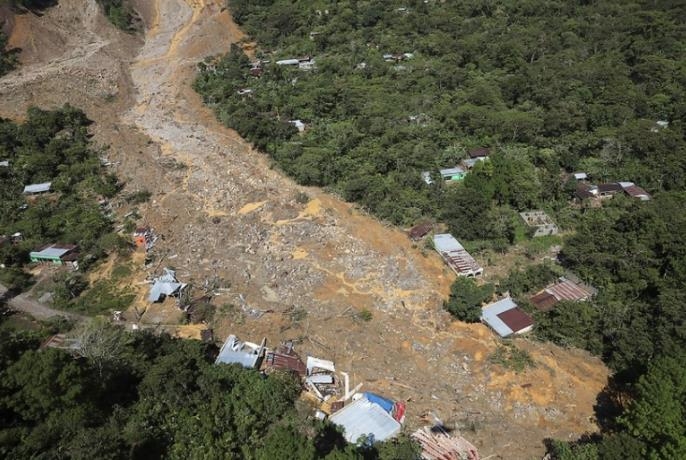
0 1 609 458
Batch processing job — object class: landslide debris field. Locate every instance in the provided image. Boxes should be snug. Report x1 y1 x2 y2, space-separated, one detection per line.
0 1 608 458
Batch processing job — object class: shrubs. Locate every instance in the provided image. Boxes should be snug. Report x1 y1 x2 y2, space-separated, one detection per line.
443 277 494 323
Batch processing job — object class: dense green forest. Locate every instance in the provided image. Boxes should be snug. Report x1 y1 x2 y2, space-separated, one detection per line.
0 321 418 459
195 0 685 238
0 106 124 290
194 1 686 458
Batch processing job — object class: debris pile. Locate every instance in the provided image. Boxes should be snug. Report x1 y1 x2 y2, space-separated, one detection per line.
148 268 187 303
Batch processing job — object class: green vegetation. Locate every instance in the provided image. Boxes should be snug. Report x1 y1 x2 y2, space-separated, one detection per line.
443 277 493 323
0 106 122 277
196 1 686 458
95 0 137 32
488 343 535 373
0 31 18 77
0 322 419 459
195 0 685 242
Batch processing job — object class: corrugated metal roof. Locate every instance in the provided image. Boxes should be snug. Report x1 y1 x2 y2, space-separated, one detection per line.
530 291 558 311
433 234 463 253
497 308 533 334
433 234 482 277
0 160 8 167
23 182 52 194
481 297 522 337
30 244 77 259
329 398 401 443
468 147 490 158
546 278 594 302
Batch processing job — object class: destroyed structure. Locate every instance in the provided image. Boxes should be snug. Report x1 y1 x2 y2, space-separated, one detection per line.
215 334 267 368
412 426 480 460
519 211 559 237
148 268 188 303
212 335 442 449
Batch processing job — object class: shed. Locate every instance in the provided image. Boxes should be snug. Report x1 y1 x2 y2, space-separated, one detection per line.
215 334 266 369
481 297 533 337
0 160 8 167
408 223 432 241
468 147 490 159
597 183 622 196
23 182 52 194
30 244 79 265
329 397 402 443
619 182 651 201
531 277 595 312
439 167 466 182
573 172 588 180
433 234 483 277
421 171 434 185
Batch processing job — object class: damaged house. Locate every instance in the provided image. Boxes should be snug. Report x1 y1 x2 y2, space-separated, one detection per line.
148 268 188 303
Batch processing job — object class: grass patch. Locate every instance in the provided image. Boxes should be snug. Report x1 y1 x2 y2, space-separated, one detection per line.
488 343 535 373
70 280 135 315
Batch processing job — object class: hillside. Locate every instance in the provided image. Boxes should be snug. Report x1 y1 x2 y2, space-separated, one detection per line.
0 1 641 459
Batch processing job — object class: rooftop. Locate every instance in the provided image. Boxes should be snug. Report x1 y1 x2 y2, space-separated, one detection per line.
31 243 78 259
329 397 402 443
481 297 533 337
23 182 52 194
433 234 483 277
468 147 490 158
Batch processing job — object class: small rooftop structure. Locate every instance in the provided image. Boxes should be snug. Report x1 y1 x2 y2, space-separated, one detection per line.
619 182 651 201
573 172 588 181
289 119 306 132
329 396 402 443
468 147 490 159
412 426 480 460
41 334 82 352
481 297 533 337
0 160 8 167
148 268 187 303
576 183 598 200
433 234 483 277
215 334 266 368
408 222 433 241
421 171 434 185
30 244 79 266
531 277 596 311
519 210 559 238
439 167 466 182
276 58 299 66
23 182 52 194
597 183 623 196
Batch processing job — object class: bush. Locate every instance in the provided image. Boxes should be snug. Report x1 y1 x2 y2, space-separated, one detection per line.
444 277 493 323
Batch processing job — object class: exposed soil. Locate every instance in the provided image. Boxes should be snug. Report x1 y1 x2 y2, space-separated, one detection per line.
0 1 609 458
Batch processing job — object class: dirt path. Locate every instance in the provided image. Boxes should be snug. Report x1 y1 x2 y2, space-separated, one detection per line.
6 292 87 322
0 2 609 458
